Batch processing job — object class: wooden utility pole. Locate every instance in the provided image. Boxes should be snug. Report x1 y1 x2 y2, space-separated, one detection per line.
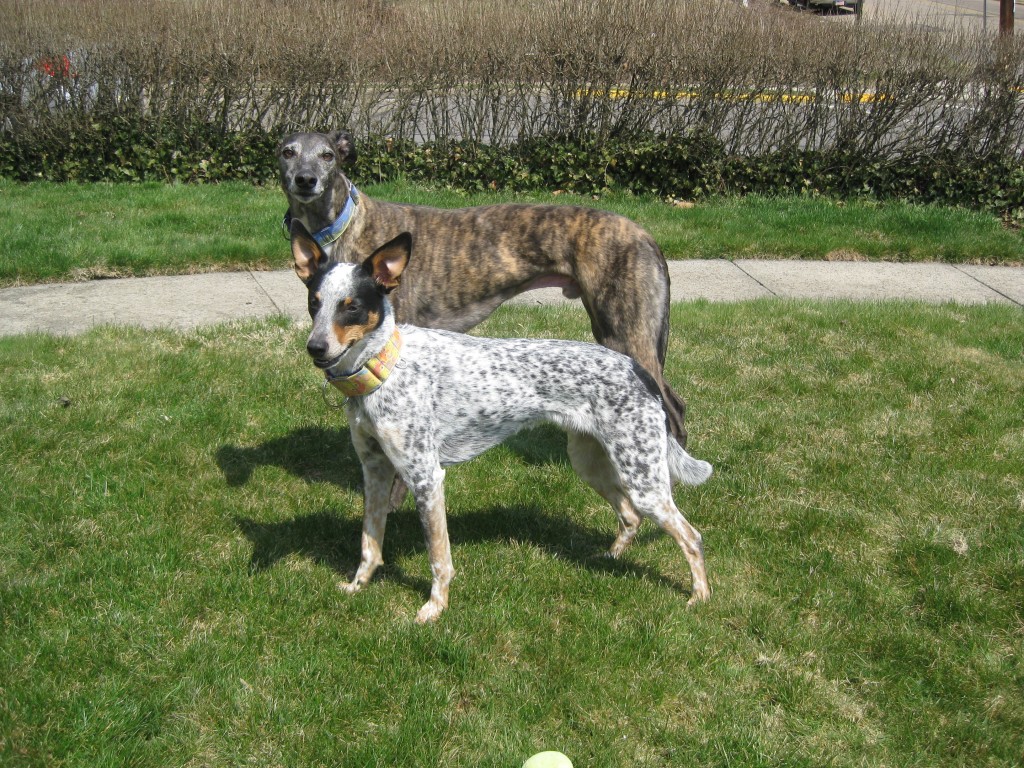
1000 0 1015 34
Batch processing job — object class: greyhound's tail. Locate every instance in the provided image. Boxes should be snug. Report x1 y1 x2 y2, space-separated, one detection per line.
667 437 713 486
660 383 689 448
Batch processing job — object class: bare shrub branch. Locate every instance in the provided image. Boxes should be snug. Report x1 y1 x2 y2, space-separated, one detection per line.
1 0 1021 185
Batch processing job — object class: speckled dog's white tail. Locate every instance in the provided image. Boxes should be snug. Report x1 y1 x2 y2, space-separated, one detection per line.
668 438 713 486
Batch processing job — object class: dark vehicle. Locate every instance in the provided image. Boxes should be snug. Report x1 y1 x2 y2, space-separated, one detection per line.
788 0 864 14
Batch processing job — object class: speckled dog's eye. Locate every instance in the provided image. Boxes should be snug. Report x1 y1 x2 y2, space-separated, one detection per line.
281 147 296 159
320 150 335 162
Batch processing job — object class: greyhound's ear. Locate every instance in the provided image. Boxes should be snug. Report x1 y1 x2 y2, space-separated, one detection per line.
363 232 411 293
330 130 356 165
290 219 324 283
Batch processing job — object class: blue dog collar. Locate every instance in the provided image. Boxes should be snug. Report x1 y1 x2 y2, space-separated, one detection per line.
282 184 360 247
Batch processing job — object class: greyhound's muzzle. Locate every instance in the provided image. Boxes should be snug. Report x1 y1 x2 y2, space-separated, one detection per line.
290 171 322 200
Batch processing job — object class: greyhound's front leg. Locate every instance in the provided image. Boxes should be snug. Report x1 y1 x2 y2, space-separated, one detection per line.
409 465 454 623
343 443 395 595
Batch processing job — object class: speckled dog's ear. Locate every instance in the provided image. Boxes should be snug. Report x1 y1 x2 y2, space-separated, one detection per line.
363 232 412 293
290 219 324 283
329 130 357 165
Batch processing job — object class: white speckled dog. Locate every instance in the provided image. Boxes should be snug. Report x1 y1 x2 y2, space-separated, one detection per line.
292 222 713 623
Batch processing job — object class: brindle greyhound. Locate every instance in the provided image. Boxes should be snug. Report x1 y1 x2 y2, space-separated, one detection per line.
278 130 689 446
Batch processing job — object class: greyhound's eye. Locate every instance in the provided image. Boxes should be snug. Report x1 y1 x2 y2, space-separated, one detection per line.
281 147 296 159
320 151 335 162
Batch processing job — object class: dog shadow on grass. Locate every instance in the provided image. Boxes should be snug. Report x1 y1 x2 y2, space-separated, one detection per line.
232 505 686 603
216 425 364 490
216 424 567 490
217 424 688 600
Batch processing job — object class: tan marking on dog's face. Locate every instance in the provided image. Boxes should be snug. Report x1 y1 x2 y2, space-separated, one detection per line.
333 310 380 348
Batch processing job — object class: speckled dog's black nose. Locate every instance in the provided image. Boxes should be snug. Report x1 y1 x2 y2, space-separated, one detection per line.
306 337 328 359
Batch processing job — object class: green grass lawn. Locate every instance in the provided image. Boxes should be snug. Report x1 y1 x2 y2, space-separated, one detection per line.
2 301 1022 767
2 179 1022 286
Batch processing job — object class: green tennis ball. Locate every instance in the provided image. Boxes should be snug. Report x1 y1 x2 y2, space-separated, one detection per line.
522 751 573 768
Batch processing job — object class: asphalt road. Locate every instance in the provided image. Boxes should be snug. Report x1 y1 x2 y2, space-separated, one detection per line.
865 0 1022 30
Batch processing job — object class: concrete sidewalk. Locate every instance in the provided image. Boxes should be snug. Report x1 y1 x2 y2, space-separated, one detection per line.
0 259 1021 337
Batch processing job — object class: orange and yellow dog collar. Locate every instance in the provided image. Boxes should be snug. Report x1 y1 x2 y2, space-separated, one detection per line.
326 328 403 398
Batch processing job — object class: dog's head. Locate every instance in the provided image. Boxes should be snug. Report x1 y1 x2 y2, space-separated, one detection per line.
277 130 356 205
291 221 411 370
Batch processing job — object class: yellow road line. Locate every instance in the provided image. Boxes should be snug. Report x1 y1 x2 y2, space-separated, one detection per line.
575 88 892 104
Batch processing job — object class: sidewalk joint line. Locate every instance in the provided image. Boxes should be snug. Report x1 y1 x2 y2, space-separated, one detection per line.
248 270 285 315
952 264 1022 307
731 260 778 297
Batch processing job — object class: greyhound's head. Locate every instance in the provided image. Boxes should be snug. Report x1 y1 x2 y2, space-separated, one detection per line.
277 130 356 210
